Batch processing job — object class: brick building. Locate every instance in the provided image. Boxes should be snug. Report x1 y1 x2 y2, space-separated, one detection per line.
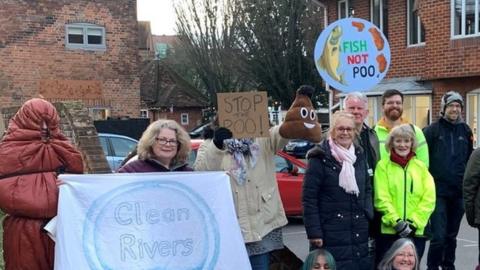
137 29 209 131
0 0 140 121
317 0 480 146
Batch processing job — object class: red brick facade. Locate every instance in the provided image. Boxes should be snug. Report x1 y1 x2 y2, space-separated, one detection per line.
0 0 140 117
320 0 480 122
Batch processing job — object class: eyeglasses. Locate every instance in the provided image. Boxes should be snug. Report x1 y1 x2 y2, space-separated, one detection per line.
155 138 178 146
336 127 354 133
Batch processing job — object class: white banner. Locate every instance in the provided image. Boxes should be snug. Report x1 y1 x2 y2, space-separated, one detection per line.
54 172 250 270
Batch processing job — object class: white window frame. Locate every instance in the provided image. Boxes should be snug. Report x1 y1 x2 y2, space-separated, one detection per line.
370 0 385 31
451 0 480 38
338 0 349 19
407 0 426 46
180 113 189 125
467 90 480 147
140 109 149 119
65 23 106 51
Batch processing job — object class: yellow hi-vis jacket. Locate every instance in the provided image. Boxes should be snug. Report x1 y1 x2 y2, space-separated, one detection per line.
374 156 435 236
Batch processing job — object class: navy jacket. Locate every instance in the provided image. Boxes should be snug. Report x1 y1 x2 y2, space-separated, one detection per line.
303 140 373 270
423 117 473 197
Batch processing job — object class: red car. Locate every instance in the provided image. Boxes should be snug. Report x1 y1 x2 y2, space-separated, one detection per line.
190 139 306 216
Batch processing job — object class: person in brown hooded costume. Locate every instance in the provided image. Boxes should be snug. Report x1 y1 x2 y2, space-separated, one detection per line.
0 98 84 270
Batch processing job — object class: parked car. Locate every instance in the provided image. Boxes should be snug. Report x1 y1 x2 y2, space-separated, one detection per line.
283 139 316 158
98 133 138 172
189 123 211 139
190 139 305 216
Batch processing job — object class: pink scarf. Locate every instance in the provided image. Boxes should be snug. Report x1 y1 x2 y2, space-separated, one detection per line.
328 138 359 196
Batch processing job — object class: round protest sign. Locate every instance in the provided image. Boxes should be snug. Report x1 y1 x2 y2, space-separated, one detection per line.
314 18 391 93
83 181 220 270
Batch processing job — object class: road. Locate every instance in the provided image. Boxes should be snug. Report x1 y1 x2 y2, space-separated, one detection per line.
283 217 478 269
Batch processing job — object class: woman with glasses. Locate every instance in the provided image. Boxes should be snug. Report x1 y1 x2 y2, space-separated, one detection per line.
303 111 373 270
118 119 192 172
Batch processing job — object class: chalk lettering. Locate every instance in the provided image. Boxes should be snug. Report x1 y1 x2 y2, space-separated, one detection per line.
119 234 194 261
114 202 190 225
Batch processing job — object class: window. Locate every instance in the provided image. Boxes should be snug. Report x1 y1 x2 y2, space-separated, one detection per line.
338 0 349 19
371 0 389 36
89 108 110 120
66 23 106 50
155 43 169 59
407 0 425 45
354 95 431 128
452 0 480 37
181 113 189 125
140 109 149 118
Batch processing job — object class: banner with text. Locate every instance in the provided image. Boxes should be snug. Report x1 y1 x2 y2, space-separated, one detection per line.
54 172 250 270
314 18 391 93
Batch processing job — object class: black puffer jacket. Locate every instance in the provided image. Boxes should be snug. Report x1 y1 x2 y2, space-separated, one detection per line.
423 117 473 197
303 139 373 270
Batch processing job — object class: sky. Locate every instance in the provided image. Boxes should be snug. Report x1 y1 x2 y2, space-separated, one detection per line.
137 0 176 35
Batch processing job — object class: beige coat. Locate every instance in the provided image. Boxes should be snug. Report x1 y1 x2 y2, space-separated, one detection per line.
194 126 288 243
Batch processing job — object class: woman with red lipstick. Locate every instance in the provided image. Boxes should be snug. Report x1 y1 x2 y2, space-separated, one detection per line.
374 124 435 265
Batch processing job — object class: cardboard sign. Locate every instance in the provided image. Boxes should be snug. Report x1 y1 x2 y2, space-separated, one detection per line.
314 18 391 93
54 172 251 270
217 91 269 138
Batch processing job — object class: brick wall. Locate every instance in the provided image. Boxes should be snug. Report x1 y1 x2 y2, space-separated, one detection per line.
0 0 140 118
322 0 480 80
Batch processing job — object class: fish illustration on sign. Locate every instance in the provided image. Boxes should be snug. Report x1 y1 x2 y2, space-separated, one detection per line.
317 26 345 85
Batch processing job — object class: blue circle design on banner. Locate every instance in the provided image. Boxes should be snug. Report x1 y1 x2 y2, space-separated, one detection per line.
314 18 391 93
82 181 220 270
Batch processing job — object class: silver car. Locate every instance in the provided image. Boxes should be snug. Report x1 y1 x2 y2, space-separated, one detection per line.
98 133 138 172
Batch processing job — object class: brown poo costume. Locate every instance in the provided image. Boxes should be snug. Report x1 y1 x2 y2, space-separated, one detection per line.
279 86 322 143
0 98 83 270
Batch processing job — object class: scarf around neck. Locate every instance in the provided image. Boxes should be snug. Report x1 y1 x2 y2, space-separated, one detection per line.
328 138 359 196
224 138 260 185
390 150 415 168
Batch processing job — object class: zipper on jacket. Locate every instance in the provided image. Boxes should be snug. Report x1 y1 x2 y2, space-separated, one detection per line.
450 131 454 155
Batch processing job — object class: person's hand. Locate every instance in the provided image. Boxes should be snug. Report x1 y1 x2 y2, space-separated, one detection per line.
394 219 413 238
213 127 233 149
56 179 65 186
309 238 323 247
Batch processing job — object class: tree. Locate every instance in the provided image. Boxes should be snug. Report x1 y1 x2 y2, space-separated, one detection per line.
174 0 254 104
236 0 326 108
173 0 328 108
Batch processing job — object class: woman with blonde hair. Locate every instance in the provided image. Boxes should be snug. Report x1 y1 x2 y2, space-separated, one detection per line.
303 111 373 269
119 119 192 172
374 124 435 263
377 238 419 270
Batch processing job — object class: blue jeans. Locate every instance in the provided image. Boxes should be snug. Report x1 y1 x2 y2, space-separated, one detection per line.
249 252 270 270
427 196 464 270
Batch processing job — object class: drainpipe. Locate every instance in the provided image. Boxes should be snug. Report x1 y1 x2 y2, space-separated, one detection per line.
311 1 332 123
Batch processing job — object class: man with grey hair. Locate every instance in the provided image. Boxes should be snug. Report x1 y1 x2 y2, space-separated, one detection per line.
423 91 473 270
343 92 380 176
344 92 380 263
